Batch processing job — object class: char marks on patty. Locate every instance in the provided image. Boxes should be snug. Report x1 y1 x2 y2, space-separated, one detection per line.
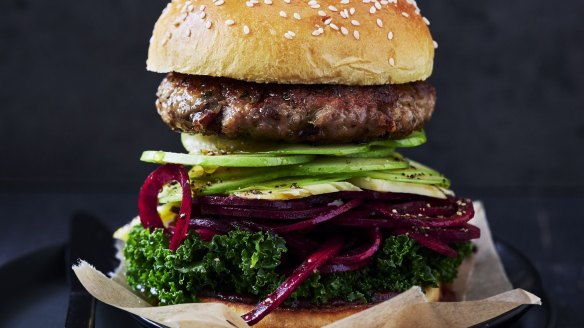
156 73 436 144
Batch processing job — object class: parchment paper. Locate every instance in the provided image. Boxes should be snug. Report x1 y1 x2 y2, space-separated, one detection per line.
72 202 541 327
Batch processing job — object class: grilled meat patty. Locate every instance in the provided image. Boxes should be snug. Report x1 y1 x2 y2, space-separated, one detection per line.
156 73 436 144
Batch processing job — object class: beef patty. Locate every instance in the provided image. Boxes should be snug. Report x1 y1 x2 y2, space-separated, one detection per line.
156 73 436 144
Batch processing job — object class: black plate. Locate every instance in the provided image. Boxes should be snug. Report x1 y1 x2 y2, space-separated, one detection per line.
0 239 555 328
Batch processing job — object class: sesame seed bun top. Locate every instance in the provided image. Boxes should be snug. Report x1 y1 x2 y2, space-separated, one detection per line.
147 0 436 85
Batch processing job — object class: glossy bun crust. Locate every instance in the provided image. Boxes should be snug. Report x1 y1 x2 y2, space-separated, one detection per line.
200 286 441 328
147 0 435 85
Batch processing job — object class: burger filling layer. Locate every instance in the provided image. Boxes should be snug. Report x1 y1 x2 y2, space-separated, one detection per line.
125 119 479 324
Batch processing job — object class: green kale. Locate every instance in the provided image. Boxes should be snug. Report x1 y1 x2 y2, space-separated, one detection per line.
123 226 472 306
124 226 286 305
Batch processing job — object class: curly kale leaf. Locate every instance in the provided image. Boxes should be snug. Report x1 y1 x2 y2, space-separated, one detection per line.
124 226 471 306
123 226 286 305
288 235 472 305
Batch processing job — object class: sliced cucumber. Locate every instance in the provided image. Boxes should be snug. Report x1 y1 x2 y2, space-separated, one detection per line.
259 143 370 156
181 131 425 157
346 147 396 158
200 170 290 195
366 170 450 188
141 151 315 167
349 177 453 199
369 130 426 148
292 157 408 174
233 176 360 200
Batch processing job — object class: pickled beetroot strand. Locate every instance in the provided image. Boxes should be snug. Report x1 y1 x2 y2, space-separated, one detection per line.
138 164 183 230
319 260 370 274
138 164 193 252
372 201 475 228
200 205 329 220
426 224 481 241
338 190 417 201
273 199 363 233
389 199 457 217
198 195 335 210
334 215 405 229
242 236 344 326
168 167 193 251
408 233 458 257
189 218 232 233
194 228 219 241
330 228 382 264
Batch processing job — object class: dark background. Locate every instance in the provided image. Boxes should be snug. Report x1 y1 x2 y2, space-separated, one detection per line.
1 0 583 327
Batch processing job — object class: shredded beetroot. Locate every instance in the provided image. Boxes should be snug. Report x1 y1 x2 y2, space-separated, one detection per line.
241 236 344 325
319 260 370 274
200 205 329 220
330 228 382 265
193 228 218 242
138 164 192 251
273 199 362 233
408 233 458 257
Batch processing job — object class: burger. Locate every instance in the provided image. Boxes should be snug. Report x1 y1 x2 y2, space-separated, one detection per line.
114 0 480 327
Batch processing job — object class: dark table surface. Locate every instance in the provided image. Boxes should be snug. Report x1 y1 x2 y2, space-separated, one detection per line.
0 189 582 327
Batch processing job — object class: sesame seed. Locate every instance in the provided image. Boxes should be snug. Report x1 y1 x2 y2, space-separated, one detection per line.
363 0 371 3
293 12 301 19
284 33 293 40
246 1 254 7
422 16 430 25
329 23 339 30
349 7 355 15
370 7 376 14
225 19 235 26
353 30 359 39
324 17 332 24
288 30 295 36
318 10 326 16
328 5 338 11
433 40 439 49
376 18 383 27
308 0 317 5
264 0 272 3
162 32 171 46
279 10 287 17
284 0 291 3
187 4 195 12
351 19 360 26
214 0 224 5
243 25 250 34
387 31 393 40
312 29 322 36
341 0 349 4
199 4 205 10
341 26 349 35
389 58 395 66
375 1 381 9
205 20 212 29
199 11 206 19
311 4 321 8
340 10 348 19
402 12 409 17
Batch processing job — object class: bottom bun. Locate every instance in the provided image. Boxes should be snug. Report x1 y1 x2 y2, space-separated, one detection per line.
200 286 441 328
